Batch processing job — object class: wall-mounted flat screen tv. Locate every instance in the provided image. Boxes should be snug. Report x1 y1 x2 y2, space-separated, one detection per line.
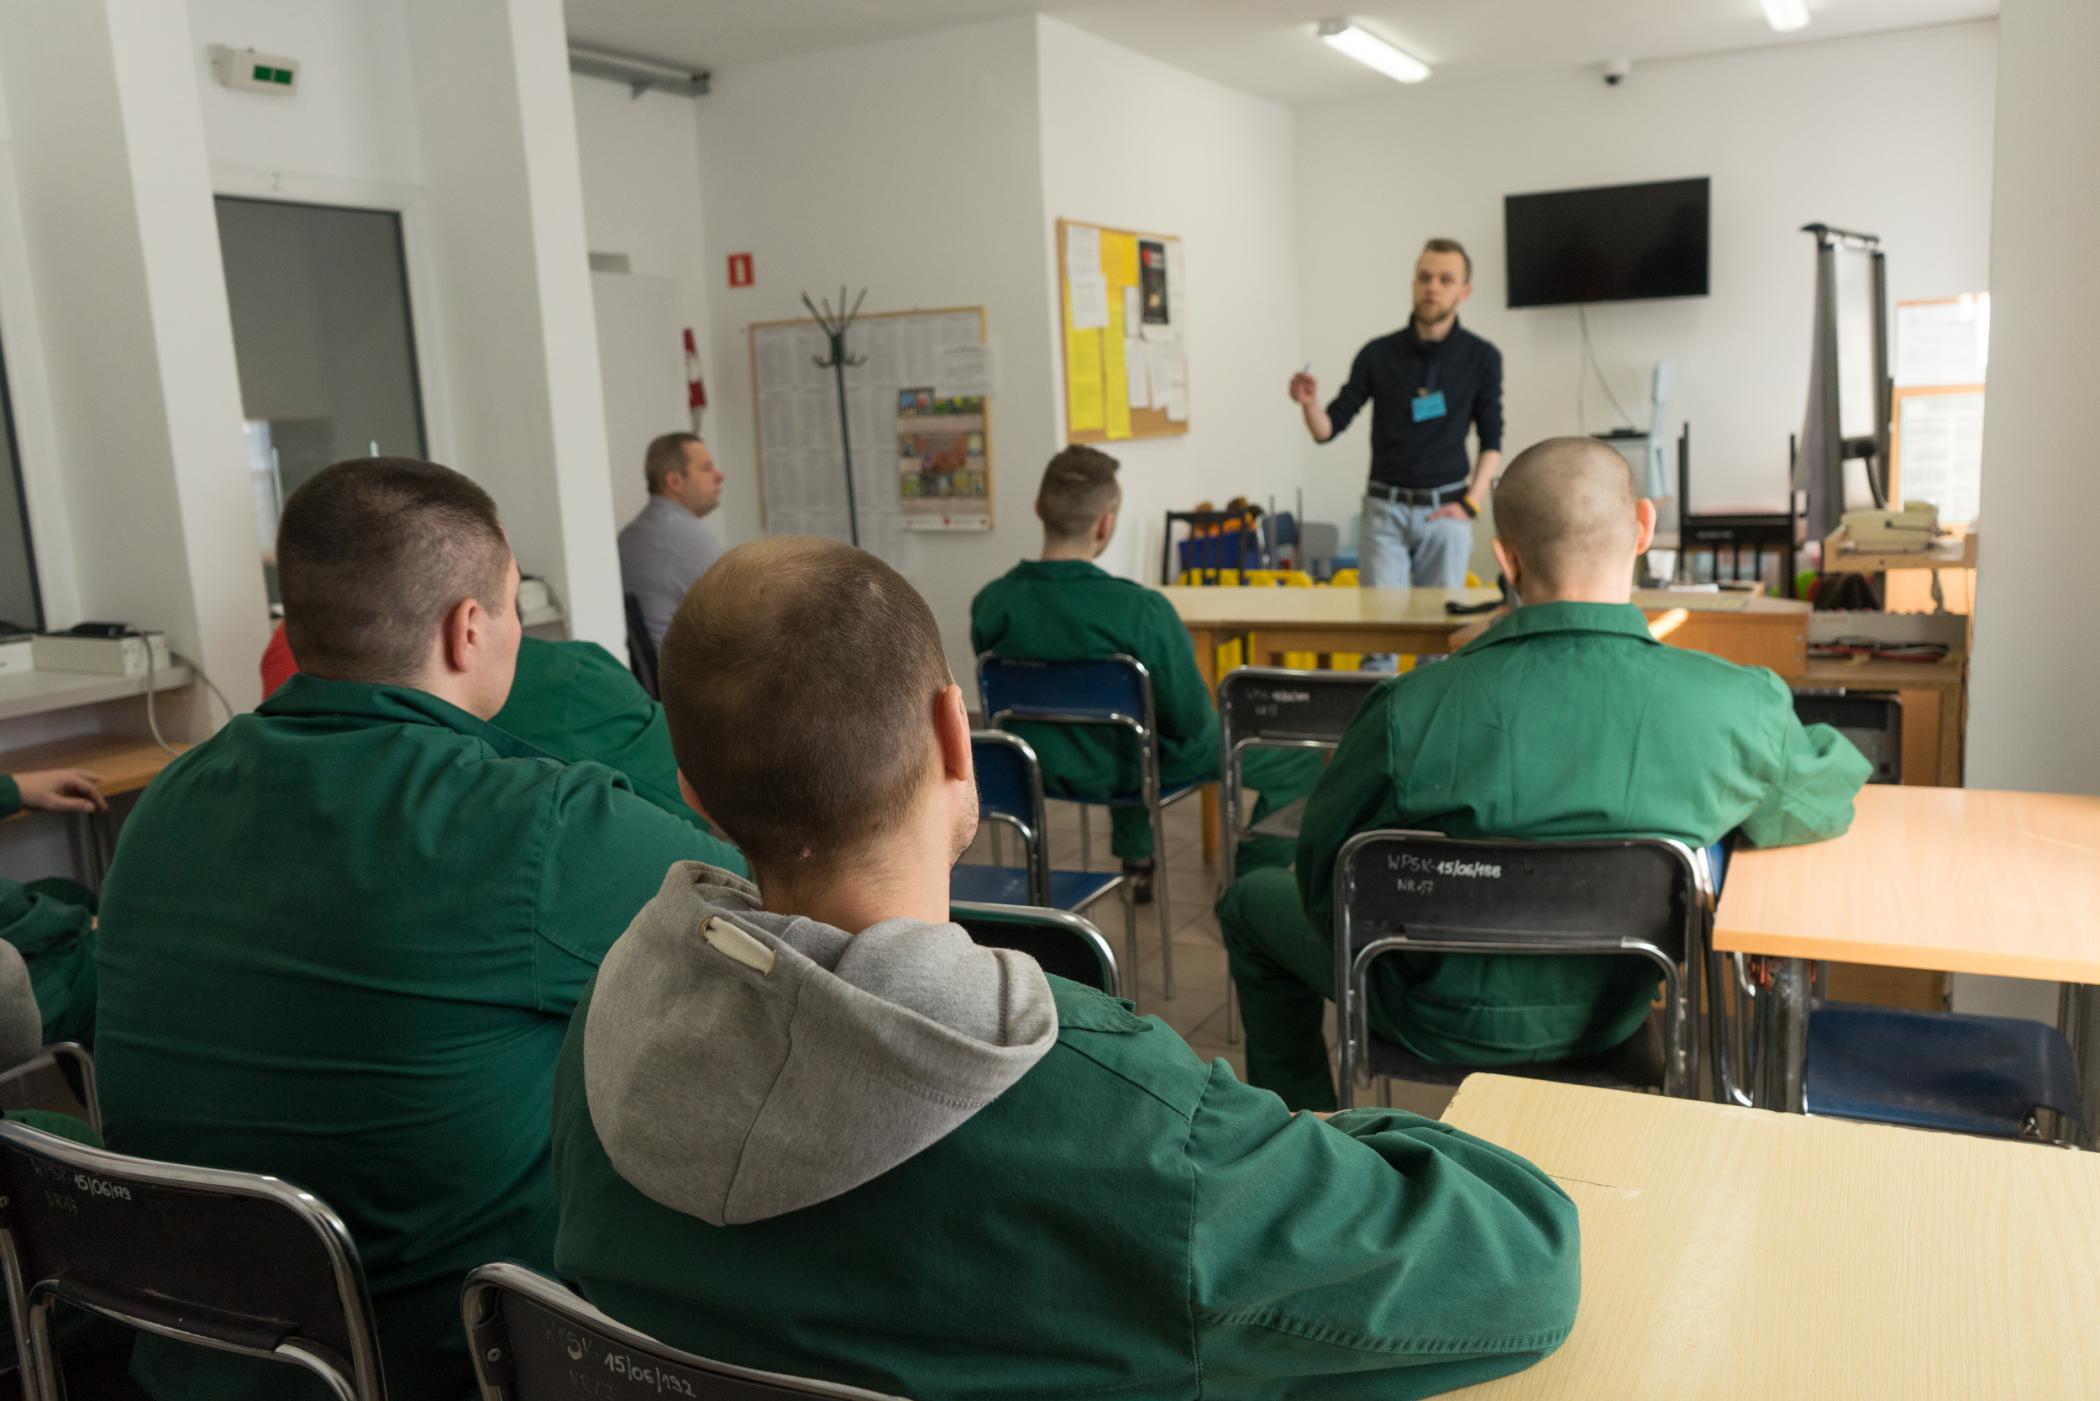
1504 177 1710 307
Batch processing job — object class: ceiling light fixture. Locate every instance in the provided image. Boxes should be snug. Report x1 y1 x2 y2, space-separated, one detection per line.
1759 0 1811 33
1317 20 1431 85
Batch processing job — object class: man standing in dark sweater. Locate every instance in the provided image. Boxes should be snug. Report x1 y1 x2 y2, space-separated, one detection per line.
1290 238 1502 602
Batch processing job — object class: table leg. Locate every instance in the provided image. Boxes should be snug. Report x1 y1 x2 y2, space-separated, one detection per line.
1754 956 1811 1113
1189 627 1222 866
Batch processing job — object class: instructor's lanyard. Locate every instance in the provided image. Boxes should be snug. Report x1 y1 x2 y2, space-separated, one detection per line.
1412 344 1448 425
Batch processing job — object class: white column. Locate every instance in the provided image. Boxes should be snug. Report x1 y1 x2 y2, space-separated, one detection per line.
405 0 623 649
0 0 270 716
1967 0 2100 797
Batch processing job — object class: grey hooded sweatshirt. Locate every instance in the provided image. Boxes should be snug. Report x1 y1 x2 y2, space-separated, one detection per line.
581 862 1059 1226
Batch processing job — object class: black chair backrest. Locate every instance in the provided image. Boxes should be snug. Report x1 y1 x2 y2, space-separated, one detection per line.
1218 667 1382 749
1339 831 1701 966
949 903 1119 998
0 1121 384 1399
1792 690 1902 784
463 1262 907 1400
624 592 660 700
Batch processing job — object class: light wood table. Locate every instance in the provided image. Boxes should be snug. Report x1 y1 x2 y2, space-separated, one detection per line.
0 735 189 885
1714 785 2100 1117
1800 654 1967 787
1442 1074 2100 1398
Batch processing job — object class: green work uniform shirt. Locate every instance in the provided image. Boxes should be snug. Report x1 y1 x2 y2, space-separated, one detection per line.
1297 601 1870 1065
0 778 97 1046
971 559 1221 797
94 676 745 1401
491 636 711 833
554 976 1580 1399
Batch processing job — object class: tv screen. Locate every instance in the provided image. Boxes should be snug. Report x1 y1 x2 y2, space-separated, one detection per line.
1503 178 1710 308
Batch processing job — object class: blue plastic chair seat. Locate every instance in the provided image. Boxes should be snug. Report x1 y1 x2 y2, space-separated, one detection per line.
1046 869 1123 916
949 865 1034 906
1805 1002 2084 1139
950 866 1123 921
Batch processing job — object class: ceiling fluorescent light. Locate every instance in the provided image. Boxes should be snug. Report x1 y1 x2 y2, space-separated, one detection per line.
1759 0 1811 33
1318 20 1431 84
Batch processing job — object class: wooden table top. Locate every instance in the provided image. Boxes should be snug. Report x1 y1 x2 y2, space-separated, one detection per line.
1156 585 1497 628
0 735 187 803
1443 1075 2100 1397
1714 785 2100 982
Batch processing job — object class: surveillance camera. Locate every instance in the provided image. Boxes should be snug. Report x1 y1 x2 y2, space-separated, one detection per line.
1604 58 1632 86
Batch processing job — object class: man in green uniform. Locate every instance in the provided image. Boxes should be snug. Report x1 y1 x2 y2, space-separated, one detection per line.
95 458 745 1401
971 446 1317 892
1220 437 1871 1109
0 767 106 1046
552 536 1579 1399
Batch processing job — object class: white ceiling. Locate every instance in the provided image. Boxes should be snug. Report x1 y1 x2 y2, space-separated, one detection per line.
563 0 1998 106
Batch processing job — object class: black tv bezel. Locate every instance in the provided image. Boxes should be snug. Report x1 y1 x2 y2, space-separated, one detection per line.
1502 176 1712 309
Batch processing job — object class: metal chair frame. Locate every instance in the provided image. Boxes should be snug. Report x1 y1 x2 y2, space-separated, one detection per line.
462 1261 906 1400
1334 830 1712 1108
949 902 1120 999
0 1121 385 1401
0 1044 100 1138
1216 667 1384 1044
967 731 1136 993
978 653 1195 998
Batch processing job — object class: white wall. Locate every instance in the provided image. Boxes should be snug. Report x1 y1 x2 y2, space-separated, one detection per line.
1293 23 1999 541
571 75 714 529
1035 16 1305 584
693 17 1057 688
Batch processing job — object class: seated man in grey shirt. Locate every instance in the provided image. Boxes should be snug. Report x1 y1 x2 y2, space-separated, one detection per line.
618 432 727 652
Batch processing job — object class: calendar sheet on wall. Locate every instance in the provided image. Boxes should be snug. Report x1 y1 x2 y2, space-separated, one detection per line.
749 306 994 556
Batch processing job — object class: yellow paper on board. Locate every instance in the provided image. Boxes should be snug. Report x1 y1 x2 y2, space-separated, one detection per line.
1102 231 1139 289
1103 288 1132 439
1066 322 1105 433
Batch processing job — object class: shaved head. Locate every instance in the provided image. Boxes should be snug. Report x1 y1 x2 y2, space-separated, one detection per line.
659 536 955 886
1492 438 1643 598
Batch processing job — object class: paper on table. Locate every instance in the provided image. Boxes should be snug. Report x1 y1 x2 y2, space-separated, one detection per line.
935 341 995 399
1064 223 1101 282
1125 337 1151 409
1066 326 1105 432
1068 274 1109 331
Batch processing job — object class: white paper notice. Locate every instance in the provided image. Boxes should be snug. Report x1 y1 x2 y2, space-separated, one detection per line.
1124 337 1150 409
1895 296 1990 388
1068 273 1110 331
1064 224 1101 281
935 341 995 399
1896 390 1984 524
1122 285 1141 332
1158 349 1189 422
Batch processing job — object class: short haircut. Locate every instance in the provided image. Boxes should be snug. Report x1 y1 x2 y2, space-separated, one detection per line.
1036 445 1121 541
1422 237 1472 282
278 458 512 685
659 537 952 884
644 433 704 493
1492 437 1639 593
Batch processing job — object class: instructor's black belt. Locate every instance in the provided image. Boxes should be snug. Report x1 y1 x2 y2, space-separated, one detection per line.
1366 480 1468 507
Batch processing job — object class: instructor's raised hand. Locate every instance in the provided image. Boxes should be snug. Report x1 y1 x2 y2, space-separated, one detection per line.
1288 371 1319 406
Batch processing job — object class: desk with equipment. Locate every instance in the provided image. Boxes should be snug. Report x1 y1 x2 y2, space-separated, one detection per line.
1714 785 2100 1129
1442 1074 2100 1398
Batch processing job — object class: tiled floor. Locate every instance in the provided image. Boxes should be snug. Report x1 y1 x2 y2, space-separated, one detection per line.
957 792 1456 1119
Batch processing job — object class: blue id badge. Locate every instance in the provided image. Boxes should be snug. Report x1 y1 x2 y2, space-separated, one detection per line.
1411 390 1448 423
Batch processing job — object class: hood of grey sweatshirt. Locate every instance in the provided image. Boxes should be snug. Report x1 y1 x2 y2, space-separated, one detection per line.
583 861 1059 1227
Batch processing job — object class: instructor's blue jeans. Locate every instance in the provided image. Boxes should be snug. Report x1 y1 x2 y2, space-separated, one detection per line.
1359 494 1473 671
